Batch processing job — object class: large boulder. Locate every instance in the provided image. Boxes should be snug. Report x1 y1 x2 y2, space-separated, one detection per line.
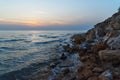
94 27 106 38
92 42 109 53
99 50 120 66
99 70 113 80
107 35 120 49
86 29 96 40
71 33 86 44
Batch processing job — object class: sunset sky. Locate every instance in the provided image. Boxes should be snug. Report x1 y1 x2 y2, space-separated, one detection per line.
0 0 120 30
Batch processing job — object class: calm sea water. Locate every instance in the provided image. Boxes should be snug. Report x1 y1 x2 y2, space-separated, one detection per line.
0 31 83 79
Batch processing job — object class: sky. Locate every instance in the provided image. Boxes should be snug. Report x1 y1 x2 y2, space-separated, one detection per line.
0 0 120 30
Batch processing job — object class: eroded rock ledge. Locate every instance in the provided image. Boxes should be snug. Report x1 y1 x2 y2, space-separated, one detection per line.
49 10 120 80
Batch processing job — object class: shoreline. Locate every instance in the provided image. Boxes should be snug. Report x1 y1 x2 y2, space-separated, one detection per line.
0 31 80 80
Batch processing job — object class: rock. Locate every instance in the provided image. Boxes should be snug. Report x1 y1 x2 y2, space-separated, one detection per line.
82 9 120 43
62 68 70 75
50 63 56 68
99 70 113 80
50 61 60 68
86 39 95 43
92 67 103 73
80 56 88 62
94 10 120 31
79 43 92 50
59 53 82 68
94 27 106 38
82 69 93 78
103 31 114 42
111 14 120 30
50 10 120 80
99 50 120 66
63 44 71 52
99 75 110 80
86 29 96 40
69 45 79 53
60 53 67 60
80 55 94 63
107 35 120 49
50 53 83 80
78 48 86 56
85 10 120 41
77 65 93 79
92 41 109 53
71 34 86 44
113 71 120 79
78 68 93 79
87 76 98 80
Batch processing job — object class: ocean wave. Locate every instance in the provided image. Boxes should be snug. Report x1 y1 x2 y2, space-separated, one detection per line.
0 62 50 80
24 40 32 43
0 31 77 80
0 46 28 51
39 35 59 38
0 39 25 43
0 47 15 51
34 40 60 45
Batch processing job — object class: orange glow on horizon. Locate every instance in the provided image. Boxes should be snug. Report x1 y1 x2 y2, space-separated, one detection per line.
21 20 43 26
0 19 46 26
0 18 78 27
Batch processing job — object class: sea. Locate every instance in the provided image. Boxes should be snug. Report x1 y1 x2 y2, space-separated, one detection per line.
0 31 84 80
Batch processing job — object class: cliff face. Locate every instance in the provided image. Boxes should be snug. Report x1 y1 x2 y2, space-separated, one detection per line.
70 10 120 80
69 10 120 80
86 10 120 49
50 10 120 80
95 11 120 30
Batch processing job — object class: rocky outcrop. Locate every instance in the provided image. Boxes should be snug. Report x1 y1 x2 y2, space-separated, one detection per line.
72 10 120 80
50 53 83 80
95 11 120 30
50 9 120 80
85 10 120 42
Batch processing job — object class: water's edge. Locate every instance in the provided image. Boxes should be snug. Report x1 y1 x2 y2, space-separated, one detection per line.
0 31 83 80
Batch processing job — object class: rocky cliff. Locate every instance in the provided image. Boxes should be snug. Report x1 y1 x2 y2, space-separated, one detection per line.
50 10 120 80
86 10 120 47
